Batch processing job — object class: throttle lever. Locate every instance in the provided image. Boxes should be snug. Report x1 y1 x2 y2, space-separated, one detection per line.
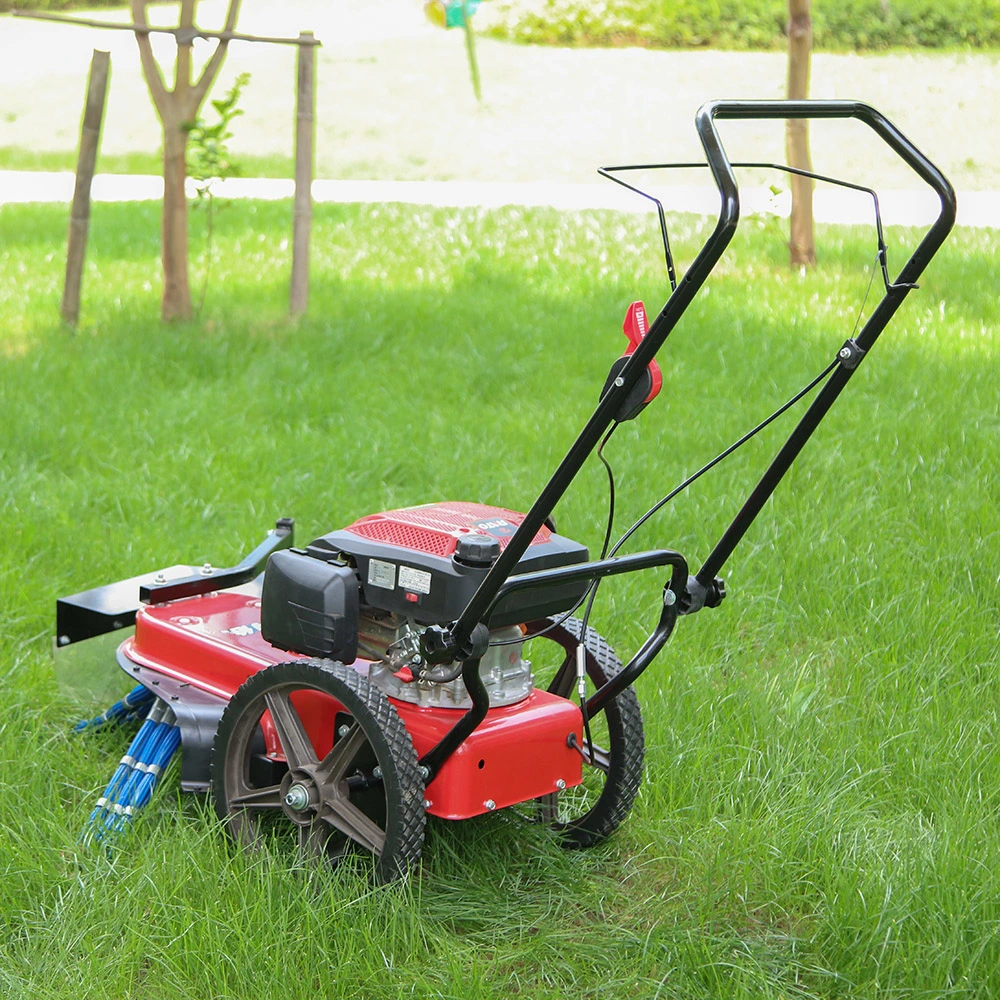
600 300 663 422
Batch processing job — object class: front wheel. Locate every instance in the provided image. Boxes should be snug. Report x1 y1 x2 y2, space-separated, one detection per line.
211 659 426 883
524 617 645 847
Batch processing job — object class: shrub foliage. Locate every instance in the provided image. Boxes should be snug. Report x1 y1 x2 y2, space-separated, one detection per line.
483 0 1000 50
0 0 124 12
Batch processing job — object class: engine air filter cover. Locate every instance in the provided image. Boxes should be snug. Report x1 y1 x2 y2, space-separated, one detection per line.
260 549 359 661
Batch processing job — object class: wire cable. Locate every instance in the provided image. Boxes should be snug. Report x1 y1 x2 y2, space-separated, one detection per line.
606 358 839 562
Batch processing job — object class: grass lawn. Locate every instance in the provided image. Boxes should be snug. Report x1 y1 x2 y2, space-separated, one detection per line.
0 196 997 998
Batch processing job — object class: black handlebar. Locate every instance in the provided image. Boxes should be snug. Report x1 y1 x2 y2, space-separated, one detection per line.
691 101 956 587
691 100 956 304
436 99 956 666
419 100 957 778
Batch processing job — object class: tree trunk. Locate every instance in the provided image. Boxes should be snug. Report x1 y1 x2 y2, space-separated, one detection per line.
132 0 242 321
162 120 192 321
786 0 815 267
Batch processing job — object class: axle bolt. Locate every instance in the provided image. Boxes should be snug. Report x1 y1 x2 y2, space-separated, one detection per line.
372 766 382 780
284 783 311 812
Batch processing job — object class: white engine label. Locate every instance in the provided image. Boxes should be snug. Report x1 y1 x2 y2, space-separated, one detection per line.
398 565 432 595
368 559 397 590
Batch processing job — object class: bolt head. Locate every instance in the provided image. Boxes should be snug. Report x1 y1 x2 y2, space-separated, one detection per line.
663 588 677 607
555 778 567 790
200 563 214 576
614 376 625 387
423 799 432 809
337 724 351 739
839 346 852 359
372 766 382 779
484 799 496 811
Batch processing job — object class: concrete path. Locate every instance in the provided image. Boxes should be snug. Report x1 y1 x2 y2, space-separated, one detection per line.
1 169 995 228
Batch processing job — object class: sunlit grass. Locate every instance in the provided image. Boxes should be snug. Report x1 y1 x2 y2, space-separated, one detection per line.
0 198 997 998
0 145 296 179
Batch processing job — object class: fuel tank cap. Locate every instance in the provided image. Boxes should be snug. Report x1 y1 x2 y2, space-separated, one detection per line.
453 533 500 567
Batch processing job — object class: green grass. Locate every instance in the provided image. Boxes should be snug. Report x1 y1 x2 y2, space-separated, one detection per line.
1 198 998 998
0 146 295 178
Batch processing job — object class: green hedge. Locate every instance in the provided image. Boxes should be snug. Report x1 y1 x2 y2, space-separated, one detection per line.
482 0 1000 50
0 1 125 12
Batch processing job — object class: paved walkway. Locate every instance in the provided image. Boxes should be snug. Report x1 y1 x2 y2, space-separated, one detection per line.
2 170 995 227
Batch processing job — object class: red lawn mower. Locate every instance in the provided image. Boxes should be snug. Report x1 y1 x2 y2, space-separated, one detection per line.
58 102 955 882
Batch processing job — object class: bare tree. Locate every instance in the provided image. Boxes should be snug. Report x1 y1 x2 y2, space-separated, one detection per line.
131 0 242 321
786 0 815 266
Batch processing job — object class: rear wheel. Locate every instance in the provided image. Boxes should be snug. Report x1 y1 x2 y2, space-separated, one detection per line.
211 659 425 883
524 617 645 847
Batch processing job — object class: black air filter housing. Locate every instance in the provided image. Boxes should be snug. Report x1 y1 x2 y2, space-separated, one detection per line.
261 549 359 661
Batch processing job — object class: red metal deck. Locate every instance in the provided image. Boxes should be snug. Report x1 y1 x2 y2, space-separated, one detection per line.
124 593 582 819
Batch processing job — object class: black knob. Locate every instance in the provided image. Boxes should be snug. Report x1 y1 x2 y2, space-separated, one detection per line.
454 533 500 567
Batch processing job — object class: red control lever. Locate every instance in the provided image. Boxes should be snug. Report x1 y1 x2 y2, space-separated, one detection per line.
621 301 662 404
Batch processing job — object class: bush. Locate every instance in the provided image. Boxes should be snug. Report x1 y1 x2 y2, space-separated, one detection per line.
0 1 125 12
481 0 1000 50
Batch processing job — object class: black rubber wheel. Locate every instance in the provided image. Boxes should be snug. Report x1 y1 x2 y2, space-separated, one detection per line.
211 659 425 883
524 617 645 847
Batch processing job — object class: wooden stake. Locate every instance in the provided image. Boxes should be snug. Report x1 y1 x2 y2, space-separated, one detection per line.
62 49 110 327
290 30 315 317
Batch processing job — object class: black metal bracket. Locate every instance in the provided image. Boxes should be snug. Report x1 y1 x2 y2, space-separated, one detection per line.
836 338 867 371
139 518 295 604
679 574 727 615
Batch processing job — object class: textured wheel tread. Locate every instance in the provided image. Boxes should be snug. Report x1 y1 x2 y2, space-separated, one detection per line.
211 659 425 882
529 616 645 848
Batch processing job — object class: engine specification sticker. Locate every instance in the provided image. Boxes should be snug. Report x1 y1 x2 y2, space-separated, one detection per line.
398 565 432 595
368 559 397 590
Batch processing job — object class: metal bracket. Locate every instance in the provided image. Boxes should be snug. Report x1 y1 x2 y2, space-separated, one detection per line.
836 338 867 371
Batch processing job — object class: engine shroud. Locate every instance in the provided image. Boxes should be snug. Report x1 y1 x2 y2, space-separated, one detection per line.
308 501 590 626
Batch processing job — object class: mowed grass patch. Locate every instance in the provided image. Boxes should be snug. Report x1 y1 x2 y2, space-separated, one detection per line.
0 199 997 998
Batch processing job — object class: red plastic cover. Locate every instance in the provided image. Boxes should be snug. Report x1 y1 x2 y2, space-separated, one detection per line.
343 501 552 557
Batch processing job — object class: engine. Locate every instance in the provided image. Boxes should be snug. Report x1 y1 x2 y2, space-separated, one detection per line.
357 607 533 709
260 501 589 707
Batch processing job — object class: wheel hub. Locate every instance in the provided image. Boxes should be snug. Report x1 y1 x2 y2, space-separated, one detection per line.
284 782 312 812
279 769 319 824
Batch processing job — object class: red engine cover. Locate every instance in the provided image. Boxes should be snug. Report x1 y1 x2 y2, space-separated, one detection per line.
342 501 552 558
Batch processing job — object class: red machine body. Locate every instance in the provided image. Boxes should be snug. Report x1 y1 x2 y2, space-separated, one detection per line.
121 589 583 820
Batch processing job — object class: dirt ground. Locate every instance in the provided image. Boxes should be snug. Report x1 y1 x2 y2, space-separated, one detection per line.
0 0 996 192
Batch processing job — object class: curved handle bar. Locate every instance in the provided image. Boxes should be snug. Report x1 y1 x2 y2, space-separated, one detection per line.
690 101 957 586
443 99 955 663
692 100 956 302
